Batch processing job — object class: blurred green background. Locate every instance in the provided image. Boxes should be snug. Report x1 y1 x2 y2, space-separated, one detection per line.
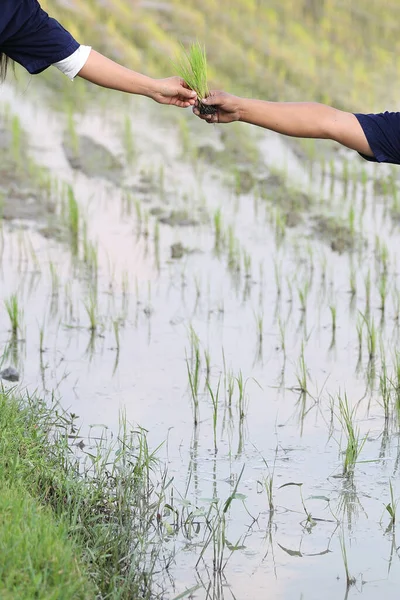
43 0 400 111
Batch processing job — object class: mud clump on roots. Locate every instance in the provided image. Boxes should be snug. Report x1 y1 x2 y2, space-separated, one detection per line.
198 102 217 116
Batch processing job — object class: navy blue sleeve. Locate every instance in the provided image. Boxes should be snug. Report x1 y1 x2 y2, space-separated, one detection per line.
354 112 400 165
1 0 79 75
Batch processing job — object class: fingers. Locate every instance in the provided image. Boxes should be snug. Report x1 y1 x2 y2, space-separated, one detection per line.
179 85 197 100
176 100 193 108
192 106 218 123
202 91 225 107
205 113 218 124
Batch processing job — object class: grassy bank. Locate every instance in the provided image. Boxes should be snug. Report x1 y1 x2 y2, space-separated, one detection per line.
0 391 166 599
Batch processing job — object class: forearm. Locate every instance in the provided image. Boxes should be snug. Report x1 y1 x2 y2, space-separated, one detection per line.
238 100 340 138
77 50 156 97
236 99 372 156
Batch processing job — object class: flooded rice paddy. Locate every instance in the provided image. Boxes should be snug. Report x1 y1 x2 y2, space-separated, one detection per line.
1 79 400 599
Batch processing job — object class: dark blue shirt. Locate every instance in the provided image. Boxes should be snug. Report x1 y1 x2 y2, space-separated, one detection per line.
355 112 400 165
1 0 79 74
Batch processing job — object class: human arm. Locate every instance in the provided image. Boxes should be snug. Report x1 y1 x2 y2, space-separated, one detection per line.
1 1 195 107
77 50 196 107
194 92 374 157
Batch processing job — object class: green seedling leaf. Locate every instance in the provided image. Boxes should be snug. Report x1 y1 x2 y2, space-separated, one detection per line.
172 584 202 600
223 464 246 513
164 522 175 535
278 543 302 557
307 495 330 502
176 499 192 508
225 540 247 551
233 493 247 501
164 503 179 515
278 543 332 558
279 482 303 489
386 504 395 519
191 508 206 517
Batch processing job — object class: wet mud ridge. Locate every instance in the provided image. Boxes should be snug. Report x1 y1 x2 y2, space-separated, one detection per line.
0 124 57 224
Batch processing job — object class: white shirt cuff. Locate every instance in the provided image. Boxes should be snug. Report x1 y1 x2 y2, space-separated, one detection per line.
52 45 92 80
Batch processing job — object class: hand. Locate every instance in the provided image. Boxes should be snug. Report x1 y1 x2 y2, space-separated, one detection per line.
149 77 197 108
193 91 243 123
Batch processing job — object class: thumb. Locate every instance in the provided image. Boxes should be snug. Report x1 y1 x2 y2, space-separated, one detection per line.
203 93 222 105
179 84 197 99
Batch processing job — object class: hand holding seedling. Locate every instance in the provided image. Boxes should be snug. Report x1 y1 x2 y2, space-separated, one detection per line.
148 77 197 108
193 89 374 158
78 52 196 107
193 91 242 124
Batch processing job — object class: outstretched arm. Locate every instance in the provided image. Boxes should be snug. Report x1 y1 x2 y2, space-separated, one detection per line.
77 50 196 108
195 92 373 157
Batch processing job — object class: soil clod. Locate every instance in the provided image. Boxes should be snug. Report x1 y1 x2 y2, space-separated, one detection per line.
0 367 20 382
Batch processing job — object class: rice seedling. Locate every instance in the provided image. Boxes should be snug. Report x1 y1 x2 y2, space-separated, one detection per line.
278 317 286 355
383 480 398 534
143 211 150 239
258 453 277 514
393 353 400 426
349 261 357 297
236 371 247 420
207 378 221 453
11 115 22 165
254 310 264 345
364 269 371 314
226 370 235 408
363 313 377 361
38 321 45 355
274 257 282 297
329 303 337 336
278 482 316 529
84 288 98 332
113 319 121 352
196 466 246 573
134 198 142 229
66 185 79 254
66 109 79 157
340 535 356 587
297 279 310 312
274 207 286 242
123 115 135 163
186 345 201 427
5 294 22 336
295 343 308 394
49 260 59 296
204 348 211 384
356 314 363 358
178 117 191 155
338 393 367 476
243 251 252 279
173 42 215 115
378 272 388 312
213 208 223 252
379 360 391 423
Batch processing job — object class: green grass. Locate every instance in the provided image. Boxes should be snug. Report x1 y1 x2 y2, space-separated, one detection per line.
0 391 168 599
0 482 94 599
